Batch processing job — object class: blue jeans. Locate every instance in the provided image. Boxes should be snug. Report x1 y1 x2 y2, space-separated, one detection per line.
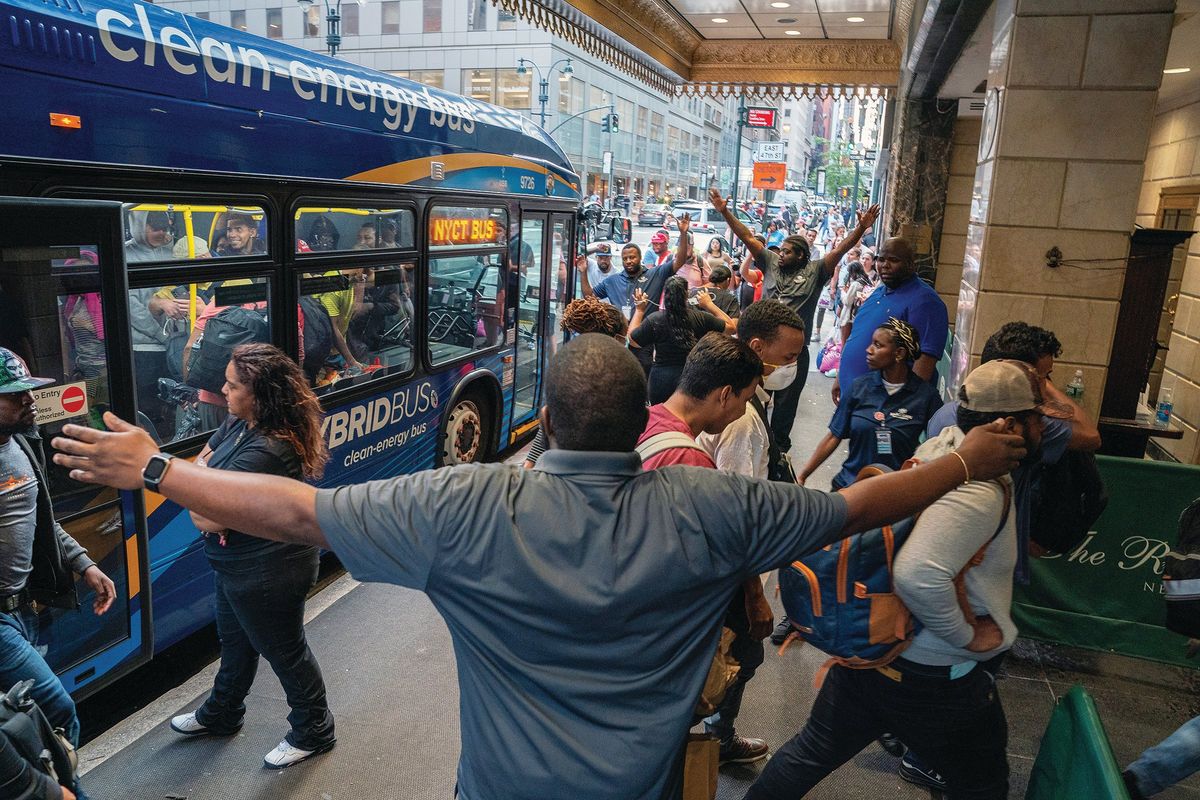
195 547 335 751
1127 715 1200 796
0 607 88 799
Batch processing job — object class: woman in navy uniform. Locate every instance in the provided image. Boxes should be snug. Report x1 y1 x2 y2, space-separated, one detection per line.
798 318 940 489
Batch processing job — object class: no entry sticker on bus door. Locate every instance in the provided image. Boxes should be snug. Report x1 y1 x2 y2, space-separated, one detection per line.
33 381 89 424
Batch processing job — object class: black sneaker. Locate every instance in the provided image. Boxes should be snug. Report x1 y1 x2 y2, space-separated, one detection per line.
770 617 793 645
877 732 906 757
899 752 946 791
1123 771 1147 800
719 735 769 765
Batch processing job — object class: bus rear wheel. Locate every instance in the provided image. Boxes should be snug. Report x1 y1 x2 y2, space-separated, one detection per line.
441 396 489 466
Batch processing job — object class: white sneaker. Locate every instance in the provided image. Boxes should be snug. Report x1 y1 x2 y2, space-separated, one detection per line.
169 711 210 736
263 739 332 769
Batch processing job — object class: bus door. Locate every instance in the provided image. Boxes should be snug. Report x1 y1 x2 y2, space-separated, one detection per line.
0 198 152 698
510 211 573 436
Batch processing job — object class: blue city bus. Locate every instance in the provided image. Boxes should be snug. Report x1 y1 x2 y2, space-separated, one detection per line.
0 0 626 698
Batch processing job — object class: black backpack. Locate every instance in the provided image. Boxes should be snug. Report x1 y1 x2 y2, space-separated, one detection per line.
1165 498 1200 639
0 680 77 792
1029 450 1108 555
187 306 269 393
298 296 335 382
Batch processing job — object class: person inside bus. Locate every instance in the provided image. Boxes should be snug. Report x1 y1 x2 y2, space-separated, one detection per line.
314 270 368 383
377 217 399 248
51 335 1028 800
181 285 270 430
305 215 340 253
354 223 376 250
217 212 266 257
169 343 336 770
124 210 175 263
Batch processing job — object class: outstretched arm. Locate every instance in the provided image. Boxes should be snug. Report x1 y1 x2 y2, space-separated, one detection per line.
798 431 841 486
838 419 1025 536
710 188 765 261
53 413 326 548
821 204 880 273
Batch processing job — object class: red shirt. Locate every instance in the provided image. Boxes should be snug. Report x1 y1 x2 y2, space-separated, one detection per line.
637 404 716 470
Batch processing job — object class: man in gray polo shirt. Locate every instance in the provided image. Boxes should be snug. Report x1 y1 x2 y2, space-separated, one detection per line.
52 335 1025 800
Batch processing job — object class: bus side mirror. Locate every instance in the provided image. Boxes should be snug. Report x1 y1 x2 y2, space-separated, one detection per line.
609 218 632 244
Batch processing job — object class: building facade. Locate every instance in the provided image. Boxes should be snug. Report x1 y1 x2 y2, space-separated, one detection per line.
158 0 748 202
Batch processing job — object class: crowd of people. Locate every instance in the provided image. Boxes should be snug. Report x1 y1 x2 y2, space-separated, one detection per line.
4 191 1191 800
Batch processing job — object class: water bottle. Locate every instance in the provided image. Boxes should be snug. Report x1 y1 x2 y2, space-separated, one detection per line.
1157 386 1174 425
1066 370 1084 399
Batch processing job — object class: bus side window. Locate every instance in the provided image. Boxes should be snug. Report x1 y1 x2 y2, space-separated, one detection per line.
427 254 504 366
129 278 272 444
299 264 414 392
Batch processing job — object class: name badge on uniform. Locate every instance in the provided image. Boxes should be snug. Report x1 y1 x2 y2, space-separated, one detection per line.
875 427 893 455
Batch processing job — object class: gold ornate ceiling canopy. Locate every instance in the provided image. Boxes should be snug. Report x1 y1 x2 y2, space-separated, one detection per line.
492 0 902 98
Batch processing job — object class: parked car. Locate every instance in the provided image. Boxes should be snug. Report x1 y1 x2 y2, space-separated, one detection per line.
638 203 668 226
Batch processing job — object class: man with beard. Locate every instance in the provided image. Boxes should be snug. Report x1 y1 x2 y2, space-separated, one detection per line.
580 216 690 377
746 359 1065 800
833 237 947 406
711 188 879 450
0 349 116 800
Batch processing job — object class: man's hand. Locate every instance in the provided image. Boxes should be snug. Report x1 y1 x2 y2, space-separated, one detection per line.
965 615 1003 652
52 412 160 490
746 593 774 641
708 187 727 215
62 788 76 800
955 419 1027 482
632 288 650 311
677 212 691 236
575 254 588 271
856 204 881 231
82 565 116 615
831 376 841 406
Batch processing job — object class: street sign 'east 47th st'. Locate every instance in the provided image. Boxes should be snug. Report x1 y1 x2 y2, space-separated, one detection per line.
754 141 786 162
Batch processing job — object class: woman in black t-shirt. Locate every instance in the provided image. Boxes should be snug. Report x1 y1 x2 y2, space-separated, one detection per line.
629 276 736 404
169 344 336 770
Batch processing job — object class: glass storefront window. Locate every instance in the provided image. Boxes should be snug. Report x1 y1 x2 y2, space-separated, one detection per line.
498 69 532 110
467 69 495 104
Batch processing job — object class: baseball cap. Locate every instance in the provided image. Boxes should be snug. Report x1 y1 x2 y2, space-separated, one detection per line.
650 231 669 244
173 236 208 259
959 359 1072 419
0 348 54 393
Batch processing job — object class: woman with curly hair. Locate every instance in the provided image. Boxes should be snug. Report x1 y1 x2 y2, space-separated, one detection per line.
523 297 628 469
629 275 736 404
169 343 336 770
797 317 941 489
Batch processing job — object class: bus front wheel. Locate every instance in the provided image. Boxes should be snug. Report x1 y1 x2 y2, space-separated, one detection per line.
441 396 489 466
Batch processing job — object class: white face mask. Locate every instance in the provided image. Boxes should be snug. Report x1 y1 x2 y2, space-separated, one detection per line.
763 361 798 391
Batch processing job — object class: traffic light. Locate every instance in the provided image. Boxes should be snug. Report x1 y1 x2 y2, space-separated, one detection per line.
601 115 611 133
610 113 619 133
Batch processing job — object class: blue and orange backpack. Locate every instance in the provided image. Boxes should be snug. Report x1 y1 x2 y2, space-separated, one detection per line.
778 461 1011 680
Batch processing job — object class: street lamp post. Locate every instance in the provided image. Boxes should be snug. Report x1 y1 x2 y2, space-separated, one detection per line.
297 0 364 57
516 58 574 129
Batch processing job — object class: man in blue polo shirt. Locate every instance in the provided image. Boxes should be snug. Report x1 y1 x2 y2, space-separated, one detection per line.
833 237 948 405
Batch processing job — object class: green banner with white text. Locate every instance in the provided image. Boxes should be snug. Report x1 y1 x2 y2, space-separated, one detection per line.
1013 455 1200 669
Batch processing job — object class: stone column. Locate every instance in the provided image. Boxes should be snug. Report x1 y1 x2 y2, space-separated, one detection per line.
951 0 1175 420
884 98 957 281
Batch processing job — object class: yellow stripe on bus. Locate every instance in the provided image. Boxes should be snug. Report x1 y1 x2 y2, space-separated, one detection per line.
346 153 552 186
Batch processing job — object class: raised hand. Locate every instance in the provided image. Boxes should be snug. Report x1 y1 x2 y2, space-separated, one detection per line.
955 418 1027 482
678 212 691 235
633 288 650 311
708 187 727 214
857 203 881 229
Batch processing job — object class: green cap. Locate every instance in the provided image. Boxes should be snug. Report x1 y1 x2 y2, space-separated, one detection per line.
0 348 54 393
